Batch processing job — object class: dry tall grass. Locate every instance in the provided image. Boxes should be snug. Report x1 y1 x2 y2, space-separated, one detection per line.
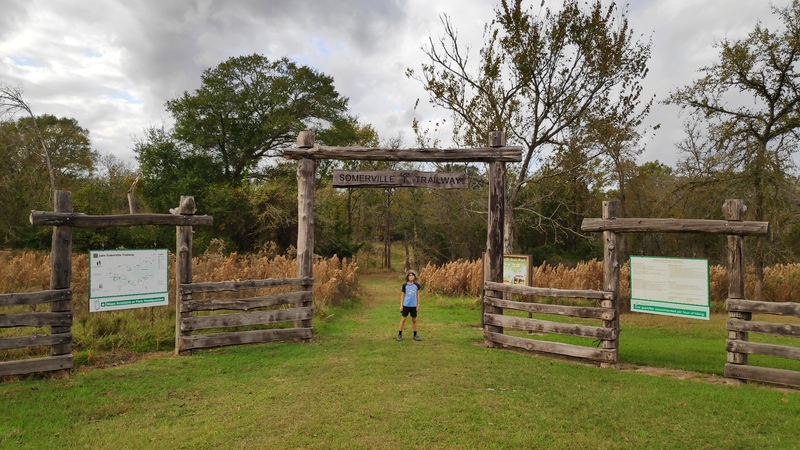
1 250 358 362
420 258 800 306
0 250 357 317
418 259 483 297
192 252 358 315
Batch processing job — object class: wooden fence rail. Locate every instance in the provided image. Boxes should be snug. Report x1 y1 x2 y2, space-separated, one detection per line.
0 289 74 377
176 277 313 353
724 298 800 387
484 296 615 321
483 281 617 364
181 277 312 294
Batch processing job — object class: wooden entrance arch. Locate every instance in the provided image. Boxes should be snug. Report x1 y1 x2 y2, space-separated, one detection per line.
282 130 522 339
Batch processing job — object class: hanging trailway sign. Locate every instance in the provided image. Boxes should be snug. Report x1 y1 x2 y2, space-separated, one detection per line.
332 170 468 189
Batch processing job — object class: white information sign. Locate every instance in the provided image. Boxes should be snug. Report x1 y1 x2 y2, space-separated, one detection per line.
89 249 169 312
630 256 710 320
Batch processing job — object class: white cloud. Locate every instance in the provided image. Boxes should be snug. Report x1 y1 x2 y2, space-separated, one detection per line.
0 0 793 168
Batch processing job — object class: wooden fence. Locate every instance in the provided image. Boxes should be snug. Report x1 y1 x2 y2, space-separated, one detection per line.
725 299 800 387
483 282 616 364
0 290 74 377
175 277 314 352
0 192 213 378
484 201 621 366
481 197 800 390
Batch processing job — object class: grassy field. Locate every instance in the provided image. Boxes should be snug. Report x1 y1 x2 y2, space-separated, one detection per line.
1 270 799 449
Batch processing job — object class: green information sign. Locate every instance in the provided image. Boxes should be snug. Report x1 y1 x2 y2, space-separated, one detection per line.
630 256 710 320
89 249 169 313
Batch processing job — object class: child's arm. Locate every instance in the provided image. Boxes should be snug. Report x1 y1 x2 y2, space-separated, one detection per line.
416 284 420 309
400 289 405 311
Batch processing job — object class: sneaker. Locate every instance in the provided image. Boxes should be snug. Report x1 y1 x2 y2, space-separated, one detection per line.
413 335 421 341
396 335 402 341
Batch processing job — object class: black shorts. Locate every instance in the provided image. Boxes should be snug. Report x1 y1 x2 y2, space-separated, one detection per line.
401 306 417 318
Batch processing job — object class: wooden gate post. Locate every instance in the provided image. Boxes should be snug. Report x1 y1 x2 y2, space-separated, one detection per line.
50 190 73 378
296 131 316 340
484 131 506 345
175 196 195 356
724 199 749 365
601 200 620 368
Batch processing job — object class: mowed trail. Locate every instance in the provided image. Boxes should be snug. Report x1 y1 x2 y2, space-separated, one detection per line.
333 270 404 342
336 269 483 347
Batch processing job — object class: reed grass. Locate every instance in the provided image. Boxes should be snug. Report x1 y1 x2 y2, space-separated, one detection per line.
0 250 358 361
419 258 800 306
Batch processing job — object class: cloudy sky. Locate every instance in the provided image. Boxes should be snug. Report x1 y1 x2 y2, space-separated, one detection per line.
0 0 791 169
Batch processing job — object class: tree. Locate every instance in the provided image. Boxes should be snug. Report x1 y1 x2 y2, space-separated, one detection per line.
72 154 151 251
409 0 653 252
0 84 58 199
0 114 96 247
134 125 255 252
135 55 359 252
666 0 800 300
165 54 351 183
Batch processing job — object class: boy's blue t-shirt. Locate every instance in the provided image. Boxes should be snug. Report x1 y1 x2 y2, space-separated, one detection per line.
402 282 421 307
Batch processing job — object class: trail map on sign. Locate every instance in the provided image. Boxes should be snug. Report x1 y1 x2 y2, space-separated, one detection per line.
89 249 168 312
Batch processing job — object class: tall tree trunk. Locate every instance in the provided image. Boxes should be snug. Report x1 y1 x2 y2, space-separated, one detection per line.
346 188 352 229
502 191 516 254
753 142 766 302
404 231 410 273
383 189 392 270
503 212 514 254
127 175 140 214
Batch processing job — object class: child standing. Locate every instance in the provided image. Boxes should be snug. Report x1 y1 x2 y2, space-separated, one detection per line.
397 270 421 341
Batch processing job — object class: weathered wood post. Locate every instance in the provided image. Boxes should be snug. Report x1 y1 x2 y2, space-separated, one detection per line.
174 196 195 356
601 200 620 368
296 131 316 340
50 190 74 378
724 199 749 365
484 131 506 345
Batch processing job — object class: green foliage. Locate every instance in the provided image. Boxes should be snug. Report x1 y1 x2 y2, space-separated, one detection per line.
0 114 97 248
317 217 364 258
166 54 350 183
134 55 361 253
514 141 604 258
135 125 220 213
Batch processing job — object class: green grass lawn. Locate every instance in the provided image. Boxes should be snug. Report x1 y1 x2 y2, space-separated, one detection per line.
1 270 799 449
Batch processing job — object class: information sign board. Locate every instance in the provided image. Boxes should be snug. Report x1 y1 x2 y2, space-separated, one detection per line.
89 249 169 312
503 254 532 286
630 256 710 320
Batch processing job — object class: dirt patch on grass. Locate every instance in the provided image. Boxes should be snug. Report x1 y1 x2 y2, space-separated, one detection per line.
616 363 741 385
73 350 174 373
477 341 799 391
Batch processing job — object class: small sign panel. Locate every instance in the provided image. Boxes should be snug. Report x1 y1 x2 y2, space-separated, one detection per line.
89 249 169 312
333 170 468 189
503 254 532 286
630 256 710 320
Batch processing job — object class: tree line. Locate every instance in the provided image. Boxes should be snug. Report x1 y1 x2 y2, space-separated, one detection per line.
1 1 799 285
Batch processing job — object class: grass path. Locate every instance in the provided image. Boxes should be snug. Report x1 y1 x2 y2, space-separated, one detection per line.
1 270 799 449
